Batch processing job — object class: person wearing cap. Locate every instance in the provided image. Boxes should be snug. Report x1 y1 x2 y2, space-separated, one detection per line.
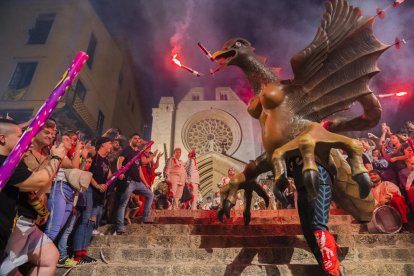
72 136 112 264
369 169 409 230
164 147 186 209
185 150 200 210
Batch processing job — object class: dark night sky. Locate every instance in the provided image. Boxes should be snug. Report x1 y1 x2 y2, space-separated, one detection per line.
90 0 414 135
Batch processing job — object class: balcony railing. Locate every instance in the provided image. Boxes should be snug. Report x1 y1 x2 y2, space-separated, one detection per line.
64 87 96 131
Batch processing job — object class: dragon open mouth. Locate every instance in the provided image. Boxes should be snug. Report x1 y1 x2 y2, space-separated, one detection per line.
213 50 236 62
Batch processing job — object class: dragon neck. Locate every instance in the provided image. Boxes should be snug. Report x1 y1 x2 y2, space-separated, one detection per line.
237 55 279 95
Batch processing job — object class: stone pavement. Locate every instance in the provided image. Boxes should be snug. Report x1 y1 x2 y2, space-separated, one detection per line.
57 209 414 276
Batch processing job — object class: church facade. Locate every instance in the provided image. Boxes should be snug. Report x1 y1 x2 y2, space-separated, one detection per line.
151 87 263 198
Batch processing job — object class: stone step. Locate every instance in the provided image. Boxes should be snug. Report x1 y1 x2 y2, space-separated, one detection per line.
99 223 364 236
155 214 353 225
150 209 349 219
89 233 414 249
87 246 414 264
150 209 353 224
56 262 414 276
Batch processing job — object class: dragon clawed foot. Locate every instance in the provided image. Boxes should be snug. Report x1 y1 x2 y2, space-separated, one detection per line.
217 200 235 223
217 179 269 225
243 209 251 226
250 181 270 208
242 181 270 226
271 123 373 205
352 172 372 199
272 130 321 205
273 174 290 208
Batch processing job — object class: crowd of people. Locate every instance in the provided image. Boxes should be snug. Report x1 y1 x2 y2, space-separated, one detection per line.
359 122 414 231
0 116 413 274
0 117 210 274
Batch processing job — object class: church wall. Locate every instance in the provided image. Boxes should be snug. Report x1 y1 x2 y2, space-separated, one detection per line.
151 88 264 176
175 92 260 163
151 97 175 170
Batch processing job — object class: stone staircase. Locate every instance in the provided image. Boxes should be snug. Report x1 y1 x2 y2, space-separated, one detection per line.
58 209 414 276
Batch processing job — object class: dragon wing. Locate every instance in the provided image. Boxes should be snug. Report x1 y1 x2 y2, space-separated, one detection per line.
285 0 390 122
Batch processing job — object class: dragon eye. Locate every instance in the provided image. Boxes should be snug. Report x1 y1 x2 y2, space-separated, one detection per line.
235 41 242 48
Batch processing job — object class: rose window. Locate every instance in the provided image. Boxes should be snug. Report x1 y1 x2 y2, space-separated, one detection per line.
182 109 242 156
186 119 233 155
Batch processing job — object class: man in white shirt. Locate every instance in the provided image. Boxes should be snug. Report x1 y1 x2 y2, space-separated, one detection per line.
370 170 408 226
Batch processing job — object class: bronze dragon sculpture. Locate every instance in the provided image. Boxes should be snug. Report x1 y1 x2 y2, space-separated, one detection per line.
210 1 393 273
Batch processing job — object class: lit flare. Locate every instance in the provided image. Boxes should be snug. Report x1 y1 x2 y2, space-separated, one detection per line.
172 54 202 77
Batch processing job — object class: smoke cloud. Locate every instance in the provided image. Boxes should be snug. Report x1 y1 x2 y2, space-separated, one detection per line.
91 0 414 133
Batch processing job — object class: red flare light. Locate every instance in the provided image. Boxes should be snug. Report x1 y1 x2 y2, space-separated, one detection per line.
394 37 408 50
375 0 405 19
396 91 408 97
376 8 385 19
171 54 201 77
172 54 182 67
378 91 409 98
393 0 405 7
395 37 402 49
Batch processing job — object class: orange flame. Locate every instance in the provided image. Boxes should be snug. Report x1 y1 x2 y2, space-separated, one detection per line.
172 54 182 67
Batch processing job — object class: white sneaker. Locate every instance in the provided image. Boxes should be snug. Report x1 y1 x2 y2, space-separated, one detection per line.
92 230 103 235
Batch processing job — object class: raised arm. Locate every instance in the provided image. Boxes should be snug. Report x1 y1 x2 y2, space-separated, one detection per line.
16 144 67 192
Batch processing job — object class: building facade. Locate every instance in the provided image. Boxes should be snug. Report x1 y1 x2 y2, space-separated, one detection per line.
0 0 144 137
151 87 264 197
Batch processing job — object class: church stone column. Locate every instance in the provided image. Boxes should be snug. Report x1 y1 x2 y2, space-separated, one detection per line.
151 97 175 171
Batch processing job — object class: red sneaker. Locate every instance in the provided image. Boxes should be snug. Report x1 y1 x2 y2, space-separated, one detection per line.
314 230 341 276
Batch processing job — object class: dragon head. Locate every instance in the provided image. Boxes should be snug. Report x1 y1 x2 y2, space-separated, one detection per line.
212 38 255 66
213 38 279 95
